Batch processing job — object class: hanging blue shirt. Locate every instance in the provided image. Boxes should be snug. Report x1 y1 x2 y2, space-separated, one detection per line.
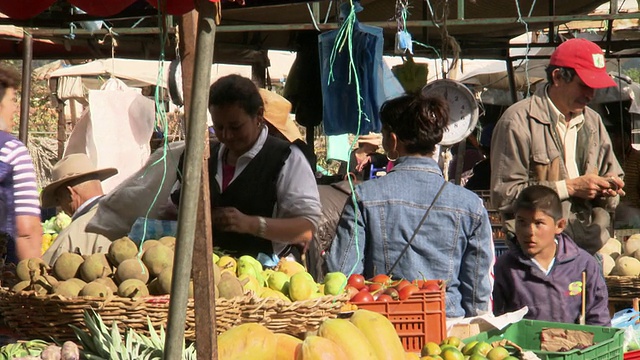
319 22 385 135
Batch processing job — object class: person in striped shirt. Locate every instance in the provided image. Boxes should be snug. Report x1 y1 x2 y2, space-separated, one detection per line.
0 65 42 263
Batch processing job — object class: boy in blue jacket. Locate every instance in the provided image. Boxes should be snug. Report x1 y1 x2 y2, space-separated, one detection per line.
493 185 610 325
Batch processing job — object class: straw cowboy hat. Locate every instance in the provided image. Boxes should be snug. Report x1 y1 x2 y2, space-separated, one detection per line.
357 133 382 147
41 153 118 208
259 88 303 142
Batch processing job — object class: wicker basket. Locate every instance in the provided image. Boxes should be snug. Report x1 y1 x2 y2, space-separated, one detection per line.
0 288 347 342
605 276 640 298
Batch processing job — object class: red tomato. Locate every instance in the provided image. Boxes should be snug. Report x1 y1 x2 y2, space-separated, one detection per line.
371 274 392 285
376 294 393 302
351 290 374 303
347 274 366 290
345 285 360 300
384 287 400 300
398 284 420 300
422 279 440 288
369 283 384 293
413 279 425 288
423 283 441 292
393 279 412 291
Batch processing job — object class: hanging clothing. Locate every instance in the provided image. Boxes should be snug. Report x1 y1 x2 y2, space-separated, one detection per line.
283 32 323 128
319 22 385 135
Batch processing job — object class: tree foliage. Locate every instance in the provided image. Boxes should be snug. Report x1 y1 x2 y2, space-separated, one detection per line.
0 60 58 137
625 68 640 84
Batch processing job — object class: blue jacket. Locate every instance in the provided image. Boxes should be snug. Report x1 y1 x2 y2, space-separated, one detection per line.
326 156 493 318
493 233 610 326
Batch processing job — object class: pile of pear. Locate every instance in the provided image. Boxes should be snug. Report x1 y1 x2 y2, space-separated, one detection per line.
8 236 180 299
214 254 347 302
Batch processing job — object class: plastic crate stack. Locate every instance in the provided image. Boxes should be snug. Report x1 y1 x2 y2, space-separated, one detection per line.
474 191 507 257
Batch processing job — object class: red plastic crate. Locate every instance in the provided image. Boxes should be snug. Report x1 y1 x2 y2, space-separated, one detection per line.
625 350 640 359
350 283 446 352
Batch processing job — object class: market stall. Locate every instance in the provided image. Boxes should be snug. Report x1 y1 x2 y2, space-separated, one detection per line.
0 1 640 360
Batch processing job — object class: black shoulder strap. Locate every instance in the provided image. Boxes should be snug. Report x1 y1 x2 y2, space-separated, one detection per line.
387 181 448 276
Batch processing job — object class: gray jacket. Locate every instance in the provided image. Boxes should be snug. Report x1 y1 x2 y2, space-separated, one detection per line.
43 201 112 266
490 84 623 254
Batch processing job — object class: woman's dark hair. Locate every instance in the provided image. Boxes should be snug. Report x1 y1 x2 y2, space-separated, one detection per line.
514 185 563 221
545 65 576 84
208 75 263 117
0 66 20 103
379 93 449 154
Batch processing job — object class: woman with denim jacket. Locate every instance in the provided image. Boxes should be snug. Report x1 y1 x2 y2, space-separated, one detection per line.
326 93 494 318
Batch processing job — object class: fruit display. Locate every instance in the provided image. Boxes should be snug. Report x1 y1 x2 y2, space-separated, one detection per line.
8 236 348 305
215 254 345 303
420 337 518 360
599 236 640 276
8 236 179 299
344 273 444 303
41 212 71 254
217 309 411 359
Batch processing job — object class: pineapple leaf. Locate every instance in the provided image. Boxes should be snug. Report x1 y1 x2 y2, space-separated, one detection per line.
83 353 109 360
70 324 97 353
146 317 163 348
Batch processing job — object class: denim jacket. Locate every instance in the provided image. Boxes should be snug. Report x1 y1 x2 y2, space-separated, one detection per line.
326 156 493 317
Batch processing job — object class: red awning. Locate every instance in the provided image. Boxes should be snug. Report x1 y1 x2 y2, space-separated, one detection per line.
0 0 202 20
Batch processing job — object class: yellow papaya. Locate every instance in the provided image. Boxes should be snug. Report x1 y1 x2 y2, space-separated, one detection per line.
405 352 420 360
317 318 377 360
218 323 277 360
275 333 302 360
298 336 348 360
350 309 405 360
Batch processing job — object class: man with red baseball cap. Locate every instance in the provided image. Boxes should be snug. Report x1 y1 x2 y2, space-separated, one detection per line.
490 38 625 254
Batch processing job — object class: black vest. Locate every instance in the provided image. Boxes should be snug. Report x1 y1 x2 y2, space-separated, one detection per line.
210 136 291 257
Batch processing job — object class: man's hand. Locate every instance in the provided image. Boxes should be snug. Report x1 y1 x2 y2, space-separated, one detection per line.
601 174 625 197
355 156 372 172
566 174 624 199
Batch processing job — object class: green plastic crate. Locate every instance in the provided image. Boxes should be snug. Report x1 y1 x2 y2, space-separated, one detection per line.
463 320 624 360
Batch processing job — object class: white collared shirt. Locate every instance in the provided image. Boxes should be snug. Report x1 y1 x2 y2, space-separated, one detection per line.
545 87 585 200
74 195 102 218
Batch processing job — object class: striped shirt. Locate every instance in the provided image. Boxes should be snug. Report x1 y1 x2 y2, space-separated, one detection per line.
0 137 40 217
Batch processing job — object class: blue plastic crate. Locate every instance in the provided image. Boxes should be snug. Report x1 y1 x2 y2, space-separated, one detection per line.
495 240 509 258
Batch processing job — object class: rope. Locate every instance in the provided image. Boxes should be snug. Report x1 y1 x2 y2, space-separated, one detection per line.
306 3 321 32
514 0 538 97
138 3 173 250
327 0 367 278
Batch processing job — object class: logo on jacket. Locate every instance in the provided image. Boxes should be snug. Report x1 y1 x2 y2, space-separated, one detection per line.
567 281 583 296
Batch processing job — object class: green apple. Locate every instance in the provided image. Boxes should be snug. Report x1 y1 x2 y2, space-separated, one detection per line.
323 272 347 295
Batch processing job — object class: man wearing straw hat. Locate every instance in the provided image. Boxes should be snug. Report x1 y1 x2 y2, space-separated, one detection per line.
41 153 117 265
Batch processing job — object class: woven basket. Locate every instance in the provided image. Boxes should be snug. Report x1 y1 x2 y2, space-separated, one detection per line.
605 276 640 298
0 288 347 341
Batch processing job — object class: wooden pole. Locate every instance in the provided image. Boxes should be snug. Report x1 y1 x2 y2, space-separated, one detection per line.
48 77 66 158
164 0 217 358
18 32 33 144
178 6 218 360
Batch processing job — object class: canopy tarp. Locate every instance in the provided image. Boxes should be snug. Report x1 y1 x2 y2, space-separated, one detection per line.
48 58 251 99
0 0 195 20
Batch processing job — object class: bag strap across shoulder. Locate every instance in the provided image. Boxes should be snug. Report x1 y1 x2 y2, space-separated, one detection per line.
387 180 448 276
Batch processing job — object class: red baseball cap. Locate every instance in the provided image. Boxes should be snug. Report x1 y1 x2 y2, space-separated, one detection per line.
549 38 616 89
